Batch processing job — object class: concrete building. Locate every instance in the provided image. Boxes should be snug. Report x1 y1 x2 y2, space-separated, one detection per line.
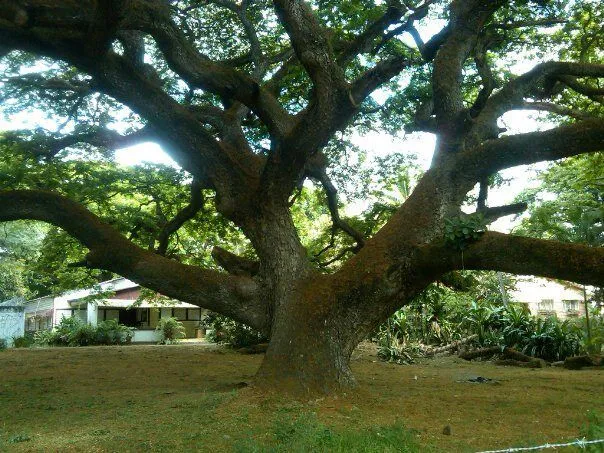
0 299 25 348
511 277 588 319
24 278 206 342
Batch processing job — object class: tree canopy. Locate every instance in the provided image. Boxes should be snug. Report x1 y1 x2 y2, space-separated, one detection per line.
0 0 603 393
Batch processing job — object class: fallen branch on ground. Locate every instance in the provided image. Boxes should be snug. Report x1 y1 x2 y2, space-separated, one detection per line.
459 346 548 367
420 334 478 356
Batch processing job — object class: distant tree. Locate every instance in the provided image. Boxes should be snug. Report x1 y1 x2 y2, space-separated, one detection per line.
0 0 603 393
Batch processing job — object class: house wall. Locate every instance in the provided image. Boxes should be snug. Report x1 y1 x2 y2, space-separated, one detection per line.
0 306 25 347
511 278 587 319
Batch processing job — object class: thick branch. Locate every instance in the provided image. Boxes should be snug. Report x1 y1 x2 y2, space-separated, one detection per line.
458 119 604 181
351 55 415 105
211 246 260 277
421 232 604 287
432 0 504 133
7 126 154 160
468 62 604 144
0 190 267 330
272 0 347 99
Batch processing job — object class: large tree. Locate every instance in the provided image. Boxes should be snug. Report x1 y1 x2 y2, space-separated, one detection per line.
0 0 603 393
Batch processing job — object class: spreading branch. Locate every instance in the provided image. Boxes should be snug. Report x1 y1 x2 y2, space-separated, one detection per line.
156 180 205 256
211 246 260 277
4 126 154 160
478 202 528 224
458 118 604 181
420 232 604 287
0 190 267 330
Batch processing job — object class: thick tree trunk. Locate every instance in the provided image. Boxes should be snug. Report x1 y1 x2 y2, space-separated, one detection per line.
255 295 359 394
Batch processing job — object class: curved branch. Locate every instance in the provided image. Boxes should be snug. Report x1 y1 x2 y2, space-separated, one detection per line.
457 119 604 181
420 232 604 287
478 202 528 224
272 0 347 99
308 167 365 250
0 190 267 330
156 180 205 256
211 246 260 277
4 126 154 160
468 62 604 144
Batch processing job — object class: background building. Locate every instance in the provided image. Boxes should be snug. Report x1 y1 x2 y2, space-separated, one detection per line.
511 277 588 319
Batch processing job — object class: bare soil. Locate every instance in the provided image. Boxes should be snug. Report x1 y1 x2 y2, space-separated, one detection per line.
0 342 601 452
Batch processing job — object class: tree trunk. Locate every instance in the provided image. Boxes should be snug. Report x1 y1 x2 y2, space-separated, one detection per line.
255 299 359 394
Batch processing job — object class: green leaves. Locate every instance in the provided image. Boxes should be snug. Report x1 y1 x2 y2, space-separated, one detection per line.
443 213 487 251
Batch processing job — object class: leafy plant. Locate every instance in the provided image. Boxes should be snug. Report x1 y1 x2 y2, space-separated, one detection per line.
203 312 267 348
33 316 132 347
156 317 186 345
0 338 6 350
580 411 604 453
12 333 34 348
95 319 133 345
444 214 487 251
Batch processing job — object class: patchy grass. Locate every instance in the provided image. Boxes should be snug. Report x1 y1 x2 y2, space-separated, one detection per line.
0 343 602 452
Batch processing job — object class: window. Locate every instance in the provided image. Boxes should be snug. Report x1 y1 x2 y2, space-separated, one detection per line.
563 300 579 312
136 308 149 323
187 309 201 321
173 308 187 320
539 299 554 311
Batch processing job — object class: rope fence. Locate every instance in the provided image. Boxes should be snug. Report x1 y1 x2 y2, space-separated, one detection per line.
477 438 604 452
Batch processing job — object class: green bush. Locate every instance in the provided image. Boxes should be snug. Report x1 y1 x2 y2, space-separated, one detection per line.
522 317 582 362
95 319 133 345
156 317 186 344
0 338 6 350
378 296 585 363
203 312 267 348
12 333 34 348
33 316 133 347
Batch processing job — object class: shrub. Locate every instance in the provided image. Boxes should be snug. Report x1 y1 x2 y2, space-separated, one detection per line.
95 319 133 345
156 317 186 344
378 296 586 363
33 316 133 347
522 317 582 362
33 329 58 346
0 338 6 350
203 312 267 348
12 333 34 348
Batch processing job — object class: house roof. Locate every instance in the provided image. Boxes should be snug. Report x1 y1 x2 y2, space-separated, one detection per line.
69 299 201 309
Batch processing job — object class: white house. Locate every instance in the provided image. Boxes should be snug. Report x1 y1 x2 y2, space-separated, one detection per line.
24 278 206 342
511 277 588 319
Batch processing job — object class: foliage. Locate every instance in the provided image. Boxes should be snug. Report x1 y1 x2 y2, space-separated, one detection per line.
0 338 6 351
581 411 604 453
155 317 186 345
517 154 603 246
0 221 46 300
33 316 132 347
95 319 134 345
203 312 267 348
12 333 34 348
444 214 487 251
377 276 587 363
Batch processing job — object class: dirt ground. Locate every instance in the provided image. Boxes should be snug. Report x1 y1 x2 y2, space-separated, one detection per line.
0 342 602 452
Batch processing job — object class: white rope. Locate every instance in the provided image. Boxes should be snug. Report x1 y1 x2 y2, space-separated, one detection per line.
477 438 604 452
